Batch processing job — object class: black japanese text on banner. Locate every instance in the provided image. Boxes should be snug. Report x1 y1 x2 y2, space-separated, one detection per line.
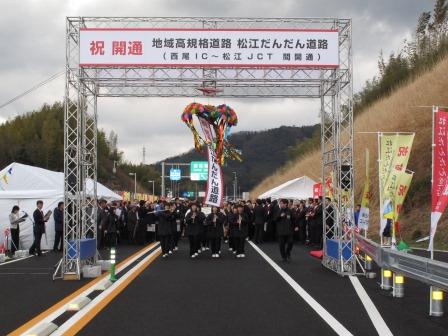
79 29 339 67
205 146 224 207
197 116 224 207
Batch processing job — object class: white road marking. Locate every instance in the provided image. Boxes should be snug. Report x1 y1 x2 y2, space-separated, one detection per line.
18 243 159 336
53 246 161 335
349 276 393 336
249 241 354 336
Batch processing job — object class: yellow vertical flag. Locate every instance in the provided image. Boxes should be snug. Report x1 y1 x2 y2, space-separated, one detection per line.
358 149 370 230
384 135 414 197
379 134 398 235
379 134 414 234
393 170 414 223
379 134 398 195
383 134 415 216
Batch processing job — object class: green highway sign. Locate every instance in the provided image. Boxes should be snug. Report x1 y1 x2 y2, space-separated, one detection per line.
190 161 208 181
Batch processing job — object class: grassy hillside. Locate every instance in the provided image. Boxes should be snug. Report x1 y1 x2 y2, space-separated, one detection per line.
251 56 448 246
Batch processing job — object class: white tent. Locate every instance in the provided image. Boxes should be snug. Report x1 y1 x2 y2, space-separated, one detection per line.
0 162 121 250
258 176 316 200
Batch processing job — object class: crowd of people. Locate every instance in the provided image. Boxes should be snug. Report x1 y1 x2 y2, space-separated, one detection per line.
94 196 332 261
8 196 333 262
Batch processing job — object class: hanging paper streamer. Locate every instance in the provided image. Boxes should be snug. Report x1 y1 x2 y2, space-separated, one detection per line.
181 102 241 165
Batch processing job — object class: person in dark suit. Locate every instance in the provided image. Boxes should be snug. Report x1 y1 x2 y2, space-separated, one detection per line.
29 200 47 256
127 205 138 244
230 204 249 258
267 199 279 241
106 206 119 248
253 199 266 244
53 202 64 252
311 197 323 247
185 203 205 258
296 201 307 244
205 206 225 258
138 202 152 245
275 199 295 261
97 200 109 249
157 203 173 258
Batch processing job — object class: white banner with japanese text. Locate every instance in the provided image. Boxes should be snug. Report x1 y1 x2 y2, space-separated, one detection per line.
79 29 339 67
205 145 224 207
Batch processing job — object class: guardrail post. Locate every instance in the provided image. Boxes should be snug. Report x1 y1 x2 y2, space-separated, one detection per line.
365 254 376 278
381 268 392 290
393 274 404 298
109 248 117 282
430 287 444 317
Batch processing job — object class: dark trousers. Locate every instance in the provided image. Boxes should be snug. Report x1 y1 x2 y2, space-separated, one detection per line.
279 235 293 260
189 235 200 256
106 232 118 248
311 223 322 246
160 235 171 255
234 237 245 255
229 236 235 250
248 223 255 240
97 228 105 249
209 237 221 254
254 224 263 244
299 221 307 243
171 232 180 250
29 229 43 256
145 231 156 244
266 221 276 241
10 228 19 254
53 230 63 251
201 233 208 248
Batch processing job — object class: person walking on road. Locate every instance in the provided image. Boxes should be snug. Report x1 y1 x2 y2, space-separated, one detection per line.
275 199 295 262
157 203 174 258
253 199 266 244
185 203 205 258
230 204 249 258
205 206 225 258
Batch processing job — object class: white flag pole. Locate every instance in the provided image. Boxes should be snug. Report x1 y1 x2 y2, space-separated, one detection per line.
378 132 383 246
430 106 437 260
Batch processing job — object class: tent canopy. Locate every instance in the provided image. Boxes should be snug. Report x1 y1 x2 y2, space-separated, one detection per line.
0 162 121 250
258 176 316 200
0 162 121 201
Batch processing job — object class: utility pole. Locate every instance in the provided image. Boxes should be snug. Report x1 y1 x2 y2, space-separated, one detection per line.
142 146 146 165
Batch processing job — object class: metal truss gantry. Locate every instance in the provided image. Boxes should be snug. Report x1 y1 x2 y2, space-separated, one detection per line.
59 17 354 279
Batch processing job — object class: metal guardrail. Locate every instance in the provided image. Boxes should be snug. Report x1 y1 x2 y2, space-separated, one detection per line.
355 233 448 292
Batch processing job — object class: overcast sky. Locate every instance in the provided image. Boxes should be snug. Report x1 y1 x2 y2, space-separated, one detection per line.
0 0 433 164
